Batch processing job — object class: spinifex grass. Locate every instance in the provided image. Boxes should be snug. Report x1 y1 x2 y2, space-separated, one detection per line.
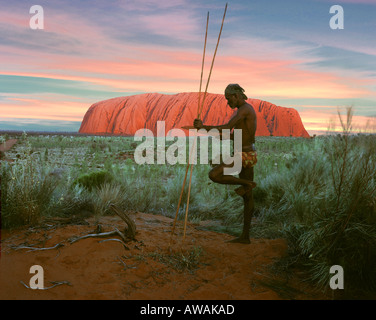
1 139 58 227
147 246 203 273
250 109 376 295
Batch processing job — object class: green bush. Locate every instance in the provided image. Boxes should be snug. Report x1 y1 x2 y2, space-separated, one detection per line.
72 170 114 192
1 151 58 228
255 110 376 294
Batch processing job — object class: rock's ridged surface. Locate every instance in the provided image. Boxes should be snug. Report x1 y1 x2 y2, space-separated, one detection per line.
79 92 309 137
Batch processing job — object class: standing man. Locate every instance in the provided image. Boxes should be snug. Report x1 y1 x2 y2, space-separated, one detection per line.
194 84 257 244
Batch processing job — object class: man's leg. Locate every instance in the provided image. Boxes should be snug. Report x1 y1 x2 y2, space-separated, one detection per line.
208 163 255 188
209 164 255 244
227 167 254 244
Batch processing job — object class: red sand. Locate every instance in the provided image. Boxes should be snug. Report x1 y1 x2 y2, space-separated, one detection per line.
0 138 325 300
0 212 327 300
0 139 18 153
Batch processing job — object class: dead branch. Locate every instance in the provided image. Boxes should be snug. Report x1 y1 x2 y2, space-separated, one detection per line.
20 280 71 290
116 256 137 270
113 227 129 243
69 230 120 244
98 238 130 250
109 204 136 239
11 242 64 252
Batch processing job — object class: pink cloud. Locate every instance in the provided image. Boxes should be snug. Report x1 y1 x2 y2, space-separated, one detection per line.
0 11 29 28
299 107 376 133
0 96 88 121
1 43 372 100
208 55 370 100
138 12 199 41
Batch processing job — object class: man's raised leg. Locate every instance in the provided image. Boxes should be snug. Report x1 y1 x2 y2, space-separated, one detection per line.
226 167 255 244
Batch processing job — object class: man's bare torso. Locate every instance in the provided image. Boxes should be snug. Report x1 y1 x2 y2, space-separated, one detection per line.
232 103 256 152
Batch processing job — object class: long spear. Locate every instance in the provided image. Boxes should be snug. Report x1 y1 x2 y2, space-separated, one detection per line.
170 3 228 242
198 11 210 121
198 2 227 120
170 12 209 241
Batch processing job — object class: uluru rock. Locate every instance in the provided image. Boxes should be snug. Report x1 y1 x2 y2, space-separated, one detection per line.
79 92 309 138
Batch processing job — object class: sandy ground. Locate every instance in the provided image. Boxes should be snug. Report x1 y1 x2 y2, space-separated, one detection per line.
0 212 328 300
0 139 18 154
0 138 327 300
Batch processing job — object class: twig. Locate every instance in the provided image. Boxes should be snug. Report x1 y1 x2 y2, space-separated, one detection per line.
114 227 129 243
117 256 128 269
99 238 130 250
11 242 64 252
69 229 131 251
116 256 137 270
69 230 120 244
20 280 71 290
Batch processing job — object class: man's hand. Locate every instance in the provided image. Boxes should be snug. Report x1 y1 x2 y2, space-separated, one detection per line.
194 118 204 129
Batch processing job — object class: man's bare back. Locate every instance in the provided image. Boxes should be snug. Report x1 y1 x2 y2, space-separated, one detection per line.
231 103 256 152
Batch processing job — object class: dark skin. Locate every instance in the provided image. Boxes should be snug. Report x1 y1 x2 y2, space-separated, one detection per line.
194 91 257 244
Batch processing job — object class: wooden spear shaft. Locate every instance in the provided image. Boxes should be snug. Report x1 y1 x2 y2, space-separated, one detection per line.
198 11 209 121
183 3 228 241
182 139 197 240
170 11 209 240
197 2 227 120
170 135 197 238
171 3 228 242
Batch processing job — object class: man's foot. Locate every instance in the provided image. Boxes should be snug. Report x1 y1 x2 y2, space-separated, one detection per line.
226 237 251 244
235 182 256 197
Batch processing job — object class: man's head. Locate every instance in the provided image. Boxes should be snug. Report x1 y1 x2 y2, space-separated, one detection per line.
224 84 247 109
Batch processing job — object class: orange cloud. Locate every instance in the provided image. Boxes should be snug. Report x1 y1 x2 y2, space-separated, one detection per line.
0 97 87 121
1 48 371 100
208 56 370 99
299 107 376 133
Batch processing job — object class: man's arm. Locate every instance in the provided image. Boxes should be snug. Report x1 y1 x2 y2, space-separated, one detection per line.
194 107 247 132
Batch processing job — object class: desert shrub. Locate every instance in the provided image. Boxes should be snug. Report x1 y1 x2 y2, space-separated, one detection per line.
72 170 114 192
264 109 376 294
304 134 376 291
92 183 127 218
1 147 58 228
148 246 203 273
50 184 94 217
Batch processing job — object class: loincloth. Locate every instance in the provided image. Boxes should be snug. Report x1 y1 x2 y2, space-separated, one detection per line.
240 151 257 168
210 151 257 169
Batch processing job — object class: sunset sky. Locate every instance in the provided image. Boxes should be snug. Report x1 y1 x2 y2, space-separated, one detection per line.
0 0 375 134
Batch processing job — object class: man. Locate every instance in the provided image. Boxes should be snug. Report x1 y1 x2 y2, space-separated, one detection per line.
193 84 257 244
